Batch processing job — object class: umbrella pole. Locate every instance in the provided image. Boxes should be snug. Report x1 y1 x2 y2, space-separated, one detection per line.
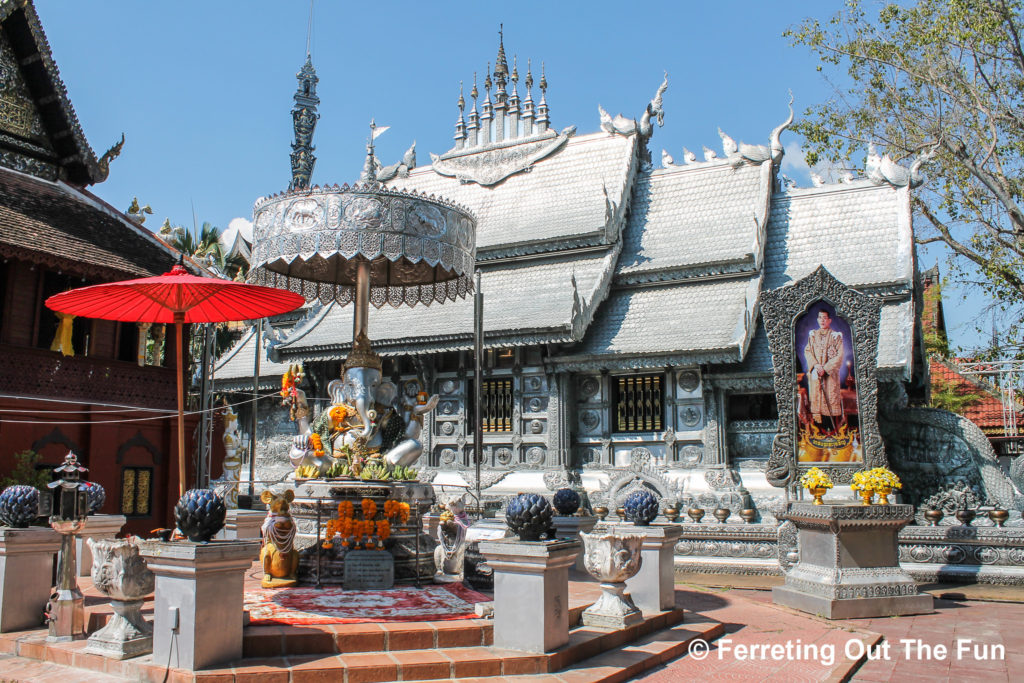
175 314 186 498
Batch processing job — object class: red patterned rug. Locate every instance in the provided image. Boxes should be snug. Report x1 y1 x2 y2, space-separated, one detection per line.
245 583 491 625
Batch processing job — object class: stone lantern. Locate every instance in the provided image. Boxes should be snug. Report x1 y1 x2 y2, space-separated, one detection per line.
44 451 90 642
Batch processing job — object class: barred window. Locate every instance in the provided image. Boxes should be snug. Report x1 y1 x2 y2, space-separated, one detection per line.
613 374 663 432
120 467 153 516
468 378 514 433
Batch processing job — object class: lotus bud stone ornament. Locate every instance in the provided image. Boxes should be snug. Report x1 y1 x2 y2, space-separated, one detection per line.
553 488 581 516
0 484 40 528
174 489 227 542
83 481 106 515
504 493 554 541
622 489 659 526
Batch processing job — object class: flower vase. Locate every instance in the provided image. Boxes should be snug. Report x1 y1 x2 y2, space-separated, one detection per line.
808 487 827 505
859 490 874 506
84 538 154 659
876 487 892 505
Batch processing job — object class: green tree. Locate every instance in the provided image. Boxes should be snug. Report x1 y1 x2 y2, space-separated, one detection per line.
930 376 984 414
787 0 1024 350
1 450 51 490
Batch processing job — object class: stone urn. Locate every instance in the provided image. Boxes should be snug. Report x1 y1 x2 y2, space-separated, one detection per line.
84 537 155 659
580 531 643 629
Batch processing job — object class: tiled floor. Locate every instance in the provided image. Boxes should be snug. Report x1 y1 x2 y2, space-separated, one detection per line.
636 586 1024 683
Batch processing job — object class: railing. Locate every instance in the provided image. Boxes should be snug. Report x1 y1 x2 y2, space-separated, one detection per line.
0 343 178 409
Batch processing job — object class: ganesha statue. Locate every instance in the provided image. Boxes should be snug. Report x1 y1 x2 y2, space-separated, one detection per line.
289 334 438 477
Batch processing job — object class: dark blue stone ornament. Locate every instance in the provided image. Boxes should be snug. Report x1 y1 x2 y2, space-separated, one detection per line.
83 481 106 514
174 488 227 542
553 487 581 516
505 493 554 541
0 485 40 528
623 489 659 526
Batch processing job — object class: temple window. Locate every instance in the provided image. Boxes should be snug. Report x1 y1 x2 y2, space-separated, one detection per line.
120 466 153 516
467 378 514 432
613 374 663 432
727 393 779 421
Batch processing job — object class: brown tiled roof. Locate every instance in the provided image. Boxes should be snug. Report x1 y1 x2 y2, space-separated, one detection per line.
0 167 178 280
930 359 1021 434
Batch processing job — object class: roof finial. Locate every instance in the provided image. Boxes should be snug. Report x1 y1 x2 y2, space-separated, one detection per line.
454 81 467 148
361 118 387 183
539 61 547 94
511 55 519 84
304 0 314 59
525 58 533 91
470 71 478 103
289 52 319 191
458 80 465 112
536 62 549 132
484 62 492 92
494 24 508 80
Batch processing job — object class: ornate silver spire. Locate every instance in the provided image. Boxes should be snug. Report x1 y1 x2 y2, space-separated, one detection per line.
454 81 467 149
289 54 320 191
467 72 480 147
493 28 508 143
522 59 535 136
536 62 549 133
481 62 493 145
508 55 521 137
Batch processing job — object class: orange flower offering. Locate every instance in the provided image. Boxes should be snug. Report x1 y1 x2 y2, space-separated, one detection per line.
361 498 377 520
337 500 354 519
329 405 349 424
376 519 391 540
383 499 411 523
309 433 325 457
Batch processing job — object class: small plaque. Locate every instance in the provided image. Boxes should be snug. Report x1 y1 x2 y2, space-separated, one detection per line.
343 550 394 590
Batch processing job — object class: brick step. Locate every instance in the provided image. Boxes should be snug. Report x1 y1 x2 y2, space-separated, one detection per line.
205 608 701 682
0 653 132 682
240 602 592 658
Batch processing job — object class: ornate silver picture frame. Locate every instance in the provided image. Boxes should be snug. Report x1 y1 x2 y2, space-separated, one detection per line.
761 266 887 488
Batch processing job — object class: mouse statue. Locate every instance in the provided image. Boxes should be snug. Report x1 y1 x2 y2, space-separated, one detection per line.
259 489 299 588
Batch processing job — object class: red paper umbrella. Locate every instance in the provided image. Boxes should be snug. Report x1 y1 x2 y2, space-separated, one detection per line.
46 265 305 496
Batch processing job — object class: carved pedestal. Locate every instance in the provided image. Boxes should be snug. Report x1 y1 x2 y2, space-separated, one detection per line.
74 514 126 577
139 540 260 670
479 538 579 653
218 509 265 540
84 538 154 659
618 523 682 613
772 503 933 619
0 527 60 632
552 515 598 573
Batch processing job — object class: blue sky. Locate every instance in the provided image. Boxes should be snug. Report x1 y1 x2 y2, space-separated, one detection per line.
34 0 984 349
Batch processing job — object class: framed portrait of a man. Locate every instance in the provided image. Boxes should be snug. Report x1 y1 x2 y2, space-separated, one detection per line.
794 302 862 463
760 266 886 489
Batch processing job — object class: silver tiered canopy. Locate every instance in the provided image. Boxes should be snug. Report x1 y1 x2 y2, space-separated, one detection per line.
248 184 477 309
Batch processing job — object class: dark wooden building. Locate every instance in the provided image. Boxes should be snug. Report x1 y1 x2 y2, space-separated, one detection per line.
0 0 195 536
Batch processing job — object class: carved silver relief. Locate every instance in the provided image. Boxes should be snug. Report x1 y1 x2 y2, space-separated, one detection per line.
679 445 703 465
680 404 703 428
439 401 458 416
526 377 542 392
431 129 573 186
440 448 457 465
440 380 457 394
580 410 601 433
578 376 601 400
495 448 513 466
526 447 545 465
528 397 544 412
530 420 544 434
760 266 886 488
440 421 455 436
677 371 701 393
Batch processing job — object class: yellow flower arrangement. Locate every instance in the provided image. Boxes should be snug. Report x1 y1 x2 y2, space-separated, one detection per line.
850 467 902 494
800 467 833 490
